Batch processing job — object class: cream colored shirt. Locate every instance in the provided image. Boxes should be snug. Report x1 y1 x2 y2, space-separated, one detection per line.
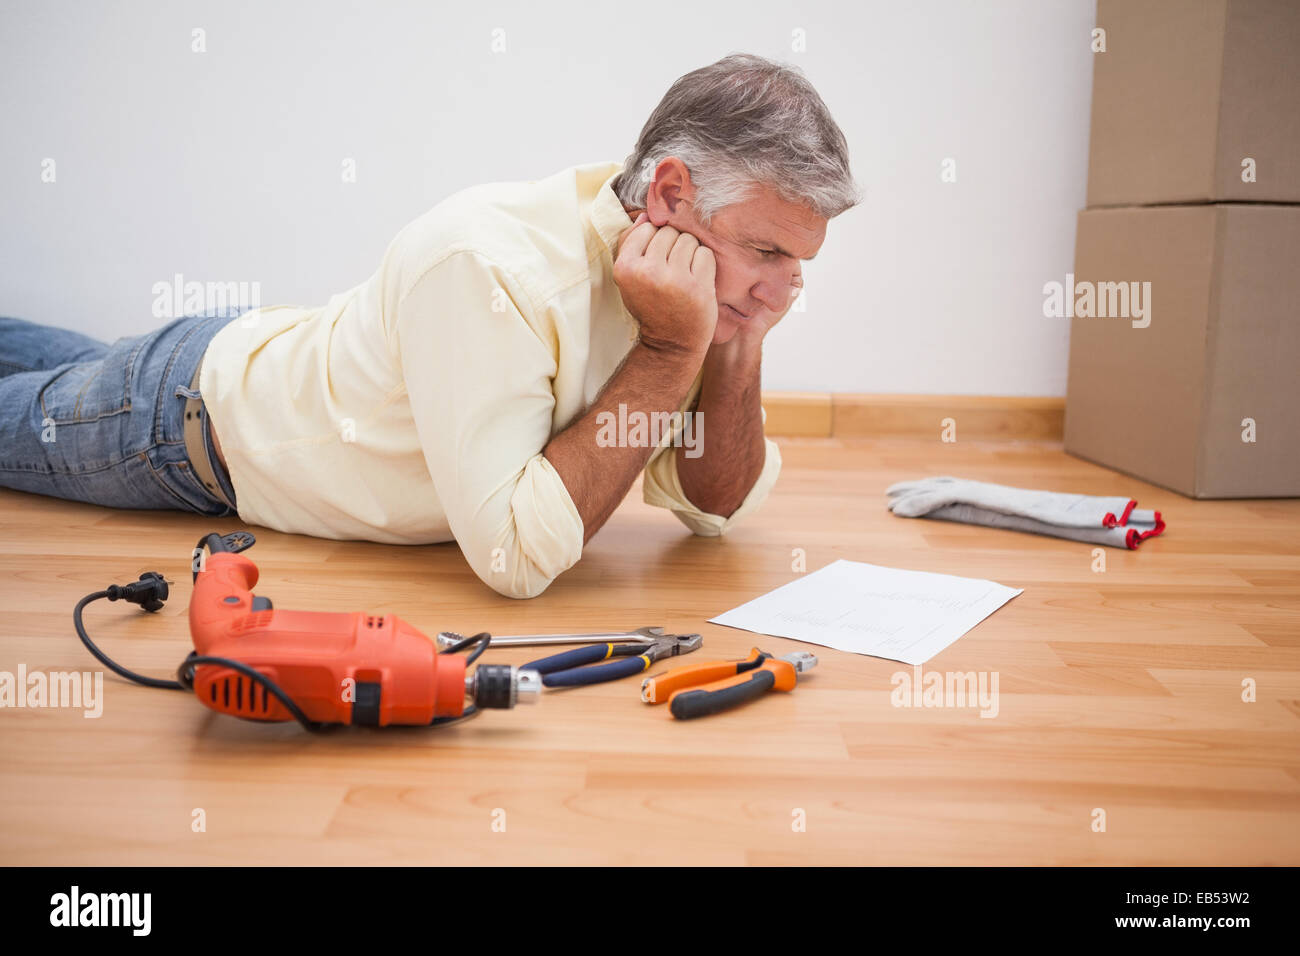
199 161 782 599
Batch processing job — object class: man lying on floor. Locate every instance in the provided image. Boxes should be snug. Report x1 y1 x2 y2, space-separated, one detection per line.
0 53 858 598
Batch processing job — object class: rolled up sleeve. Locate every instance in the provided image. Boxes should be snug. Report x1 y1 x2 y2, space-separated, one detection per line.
642 399 783 536
393 249 583 599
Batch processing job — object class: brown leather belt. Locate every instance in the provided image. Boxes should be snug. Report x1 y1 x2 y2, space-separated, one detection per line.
182 361 235 510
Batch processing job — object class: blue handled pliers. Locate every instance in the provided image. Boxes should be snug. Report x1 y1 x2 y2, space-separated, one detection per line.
522 633 703 688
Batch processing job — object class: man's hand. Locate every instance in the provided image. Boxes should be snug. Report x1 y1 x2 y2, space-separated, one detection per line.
613 212 718 356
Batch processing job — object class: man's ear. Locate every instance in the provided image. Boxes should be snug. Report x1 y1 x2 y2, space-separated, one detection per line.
644 157 696 226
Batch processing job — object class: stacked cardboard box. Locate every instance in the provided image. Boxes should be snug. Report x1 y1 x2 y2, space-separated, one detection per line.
1064 0 1300 497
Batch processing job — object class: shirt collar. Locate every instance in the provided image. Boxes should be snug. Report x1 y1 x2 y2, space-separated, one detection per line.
589 163 635 259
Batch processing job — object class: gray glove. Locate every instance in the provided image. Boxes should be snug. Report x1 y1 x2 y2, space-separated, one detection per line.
887 477 1165 549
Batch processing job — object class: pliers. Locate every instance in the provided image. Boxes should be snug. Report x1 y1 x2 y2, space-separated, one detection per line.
641 647 817 719
520 632 703 688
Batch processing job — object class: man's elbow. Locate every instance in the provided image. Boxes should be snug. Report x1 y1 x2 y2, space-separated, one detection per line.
482 562 558 600
454 454 586 598
466 523 581 600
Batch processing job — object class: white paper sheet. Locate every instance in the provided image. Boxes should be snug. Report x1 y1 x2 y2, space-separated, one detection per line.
709 559 1022 665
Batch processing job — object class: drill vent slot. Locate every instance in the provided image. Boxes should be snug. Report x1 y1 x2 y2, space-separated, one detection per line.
209 674 270 716
231 610 273 633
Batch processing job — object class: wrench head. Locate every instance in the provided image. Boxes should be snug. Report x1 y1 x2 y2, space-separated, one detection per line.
436 631 465 651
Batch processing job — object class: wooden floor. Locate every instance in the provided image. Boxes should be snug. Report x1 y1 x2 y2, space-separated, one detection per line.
1 436 1297 865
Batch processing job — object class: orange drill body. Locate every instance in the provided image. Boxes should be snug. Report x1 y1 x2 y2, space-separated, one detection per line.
188 551 465 726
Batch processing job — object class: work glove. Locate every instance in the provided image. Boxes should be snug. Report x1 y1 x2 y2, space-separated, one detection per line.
886 476 1165 549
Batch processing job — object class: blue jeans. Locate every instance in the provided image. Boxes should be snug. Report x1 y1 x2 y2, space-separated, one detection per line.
0 310 242 515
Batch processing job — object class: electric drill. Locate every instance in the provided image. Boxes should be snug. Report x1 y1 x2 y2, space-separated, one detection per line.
75 530 540 730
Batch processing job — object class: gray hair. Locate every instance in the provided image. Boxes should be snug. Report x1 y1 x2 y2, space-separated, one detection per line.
613 53 860 227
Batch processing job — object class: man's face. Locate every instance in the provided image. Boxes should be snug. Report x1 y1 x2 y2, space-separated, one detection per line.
671 185 826 343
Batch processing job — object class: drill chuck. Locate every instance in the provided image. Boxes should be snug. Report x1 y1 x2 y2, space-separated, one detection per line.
466 664 542 709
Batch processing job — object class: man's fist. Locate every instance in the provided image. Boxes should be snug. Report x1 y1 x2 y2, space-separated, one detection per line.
613 212 717 356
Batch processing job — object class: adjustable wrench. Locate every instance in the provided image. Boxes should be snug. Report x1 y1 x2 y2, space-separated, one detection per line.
434 625 693 652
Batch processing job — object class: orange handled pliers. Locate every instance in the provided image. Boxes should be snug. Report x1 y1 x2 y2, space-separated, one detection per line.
641 647 817 719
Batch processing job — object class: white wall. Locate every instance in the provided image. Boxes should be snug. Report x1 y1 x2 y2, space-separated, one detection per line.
0 0 1095 396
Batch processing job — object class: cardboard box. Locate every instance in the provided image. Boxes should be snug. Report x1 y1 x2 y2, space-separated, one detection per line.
1087 0 1300 206
1064 204 1300 498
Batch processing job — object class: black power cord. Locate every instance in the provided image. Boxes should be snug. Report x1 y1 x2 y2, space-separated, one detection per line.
438 631 491 664
430 631 491 726
74 576 181 690
73 572 489 732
